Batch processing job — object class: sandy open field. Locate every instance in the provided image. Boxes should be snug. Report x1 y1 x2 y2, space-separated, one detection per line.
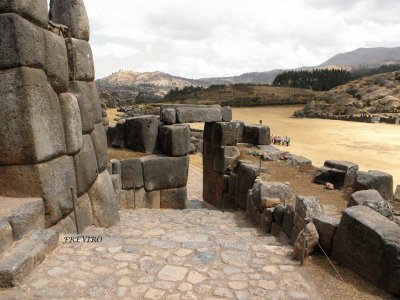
231 106 400 186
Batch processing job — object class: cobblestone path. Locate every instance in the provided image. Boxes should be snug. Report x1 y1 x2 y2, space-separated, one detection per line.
0 165 322 299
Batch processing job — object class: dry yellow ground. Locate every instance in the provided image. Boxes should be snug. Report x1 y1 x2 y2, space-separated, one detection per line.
231 106 400 186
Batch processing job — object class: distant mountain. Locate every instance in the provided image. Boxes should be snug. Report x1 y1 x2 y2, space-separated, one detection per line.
319 47 400 69
96 46 400 106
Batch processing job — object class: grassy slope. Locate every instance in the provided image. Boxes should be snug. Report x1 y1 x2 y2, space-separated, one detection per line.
159 84 318 107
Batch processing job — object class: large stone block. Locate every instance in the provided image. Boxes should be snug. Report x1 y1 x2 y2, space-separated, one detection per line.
203 167 224 208
69 81 99 134
0 219 13 255
161 188 187 209
236 162 260 209
158 125 190 157
59 93 83 155
251 181 293 209
203 122 238 146
8 198 45 240
43 30 69 93
355 170 393 200
88 170 120 227
66 38 95 82
242 124 270 145
124 116 160 153
49 0 90 41
324 160 358 187
394 185 400 202
332 206 400 296
231 121 244 143
0 67 66 165
0 0 48 28
110 119 126 148
91 123 108 172
349 190 392 218
203 143 240 173
161 104 222 123
74 135 98 196
142 155 189 192
221 106 232 122
313 214 339 256
160 107 176 125
0 13 45 70
0 156 76 226
121 158 144 189
282 205 295 237
295 195 324 220
110 159 122 176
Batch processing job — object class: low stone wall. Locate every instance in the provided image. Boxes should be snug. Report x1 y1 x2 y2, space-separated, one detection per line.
308 113 399 125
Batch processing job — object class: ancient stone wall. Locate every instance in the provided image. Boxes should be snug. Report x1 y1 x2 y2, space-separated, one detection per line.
0 0 119 232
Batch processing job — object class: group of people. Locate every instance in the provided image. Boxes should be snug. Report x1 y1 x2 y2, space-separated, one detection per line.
271 135 291 146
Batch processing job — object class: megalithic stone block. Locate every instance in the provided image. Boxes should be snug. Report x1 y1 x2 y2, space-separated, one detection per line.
124 116 160 153
69 81 99 134
242 124 270 145
221 106 232 122
158 124 190 157
91 123 108 172
66 38 95 82
88 170 120 227
203 122 239 146
59 93 83 155
0 13 45 70
0 156 77 226
355 170 394 200
0 219 13 255
203 143 240 173
73 135 98 196
121 158 144 189
332 206 400 296
0 67 66 165
142 155 189 192
236 162 260 209
0 0 48 28
49 0 90 41
203 167 224 208
43 30 68 93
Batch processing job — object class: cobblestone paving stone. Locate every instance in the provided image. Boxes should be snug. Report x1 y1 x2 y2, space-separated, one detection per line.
0 165 322 299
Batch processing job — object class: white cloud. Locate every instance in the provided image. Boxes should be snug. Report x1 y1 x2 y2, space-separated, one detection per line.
83 0 400 79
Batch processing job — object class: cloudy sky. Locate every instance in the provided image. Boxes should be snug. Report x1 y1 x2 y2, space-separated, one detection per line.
83 0 400 79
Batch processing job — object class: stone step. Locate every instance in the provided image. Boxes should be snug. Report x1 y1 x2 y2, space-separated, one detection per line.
0 229 58 288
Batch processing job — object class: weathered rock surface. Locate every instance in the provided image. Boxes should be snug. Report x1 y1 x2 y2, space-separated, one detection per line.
142 155 189 191
0 219 13 255
242 124 270 145
91 123 108 172
332 206 400 296
73 135 98 196
69 81 98 134
221 106 233 122
293 223 319 260
204 122 239 146
203 143 240 173
49 0 90 41
0 13 45 70
349 190 392 218
160 107 176 125
251 181 293 209
315 160 358 189
88 170 120 227
236 162 260 209
203 168 225 209
0 156 76 226
121 158 144 189
394 185 400 202
159 125 190 157
355 170 393 200
124 116 160 153
0 0 48 28
313 214 339 255
66 38 95 82
43 30 69 93
286 155 312 168
59 93 83 155
8 198 45 240
170 104 222 123
0 67 66 165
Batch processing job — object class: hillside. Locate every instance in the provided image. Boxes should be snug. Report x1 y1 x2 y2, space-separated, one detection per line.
159 84 318 107
319 47 400 69
294 71 400 119
96 46 400 107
